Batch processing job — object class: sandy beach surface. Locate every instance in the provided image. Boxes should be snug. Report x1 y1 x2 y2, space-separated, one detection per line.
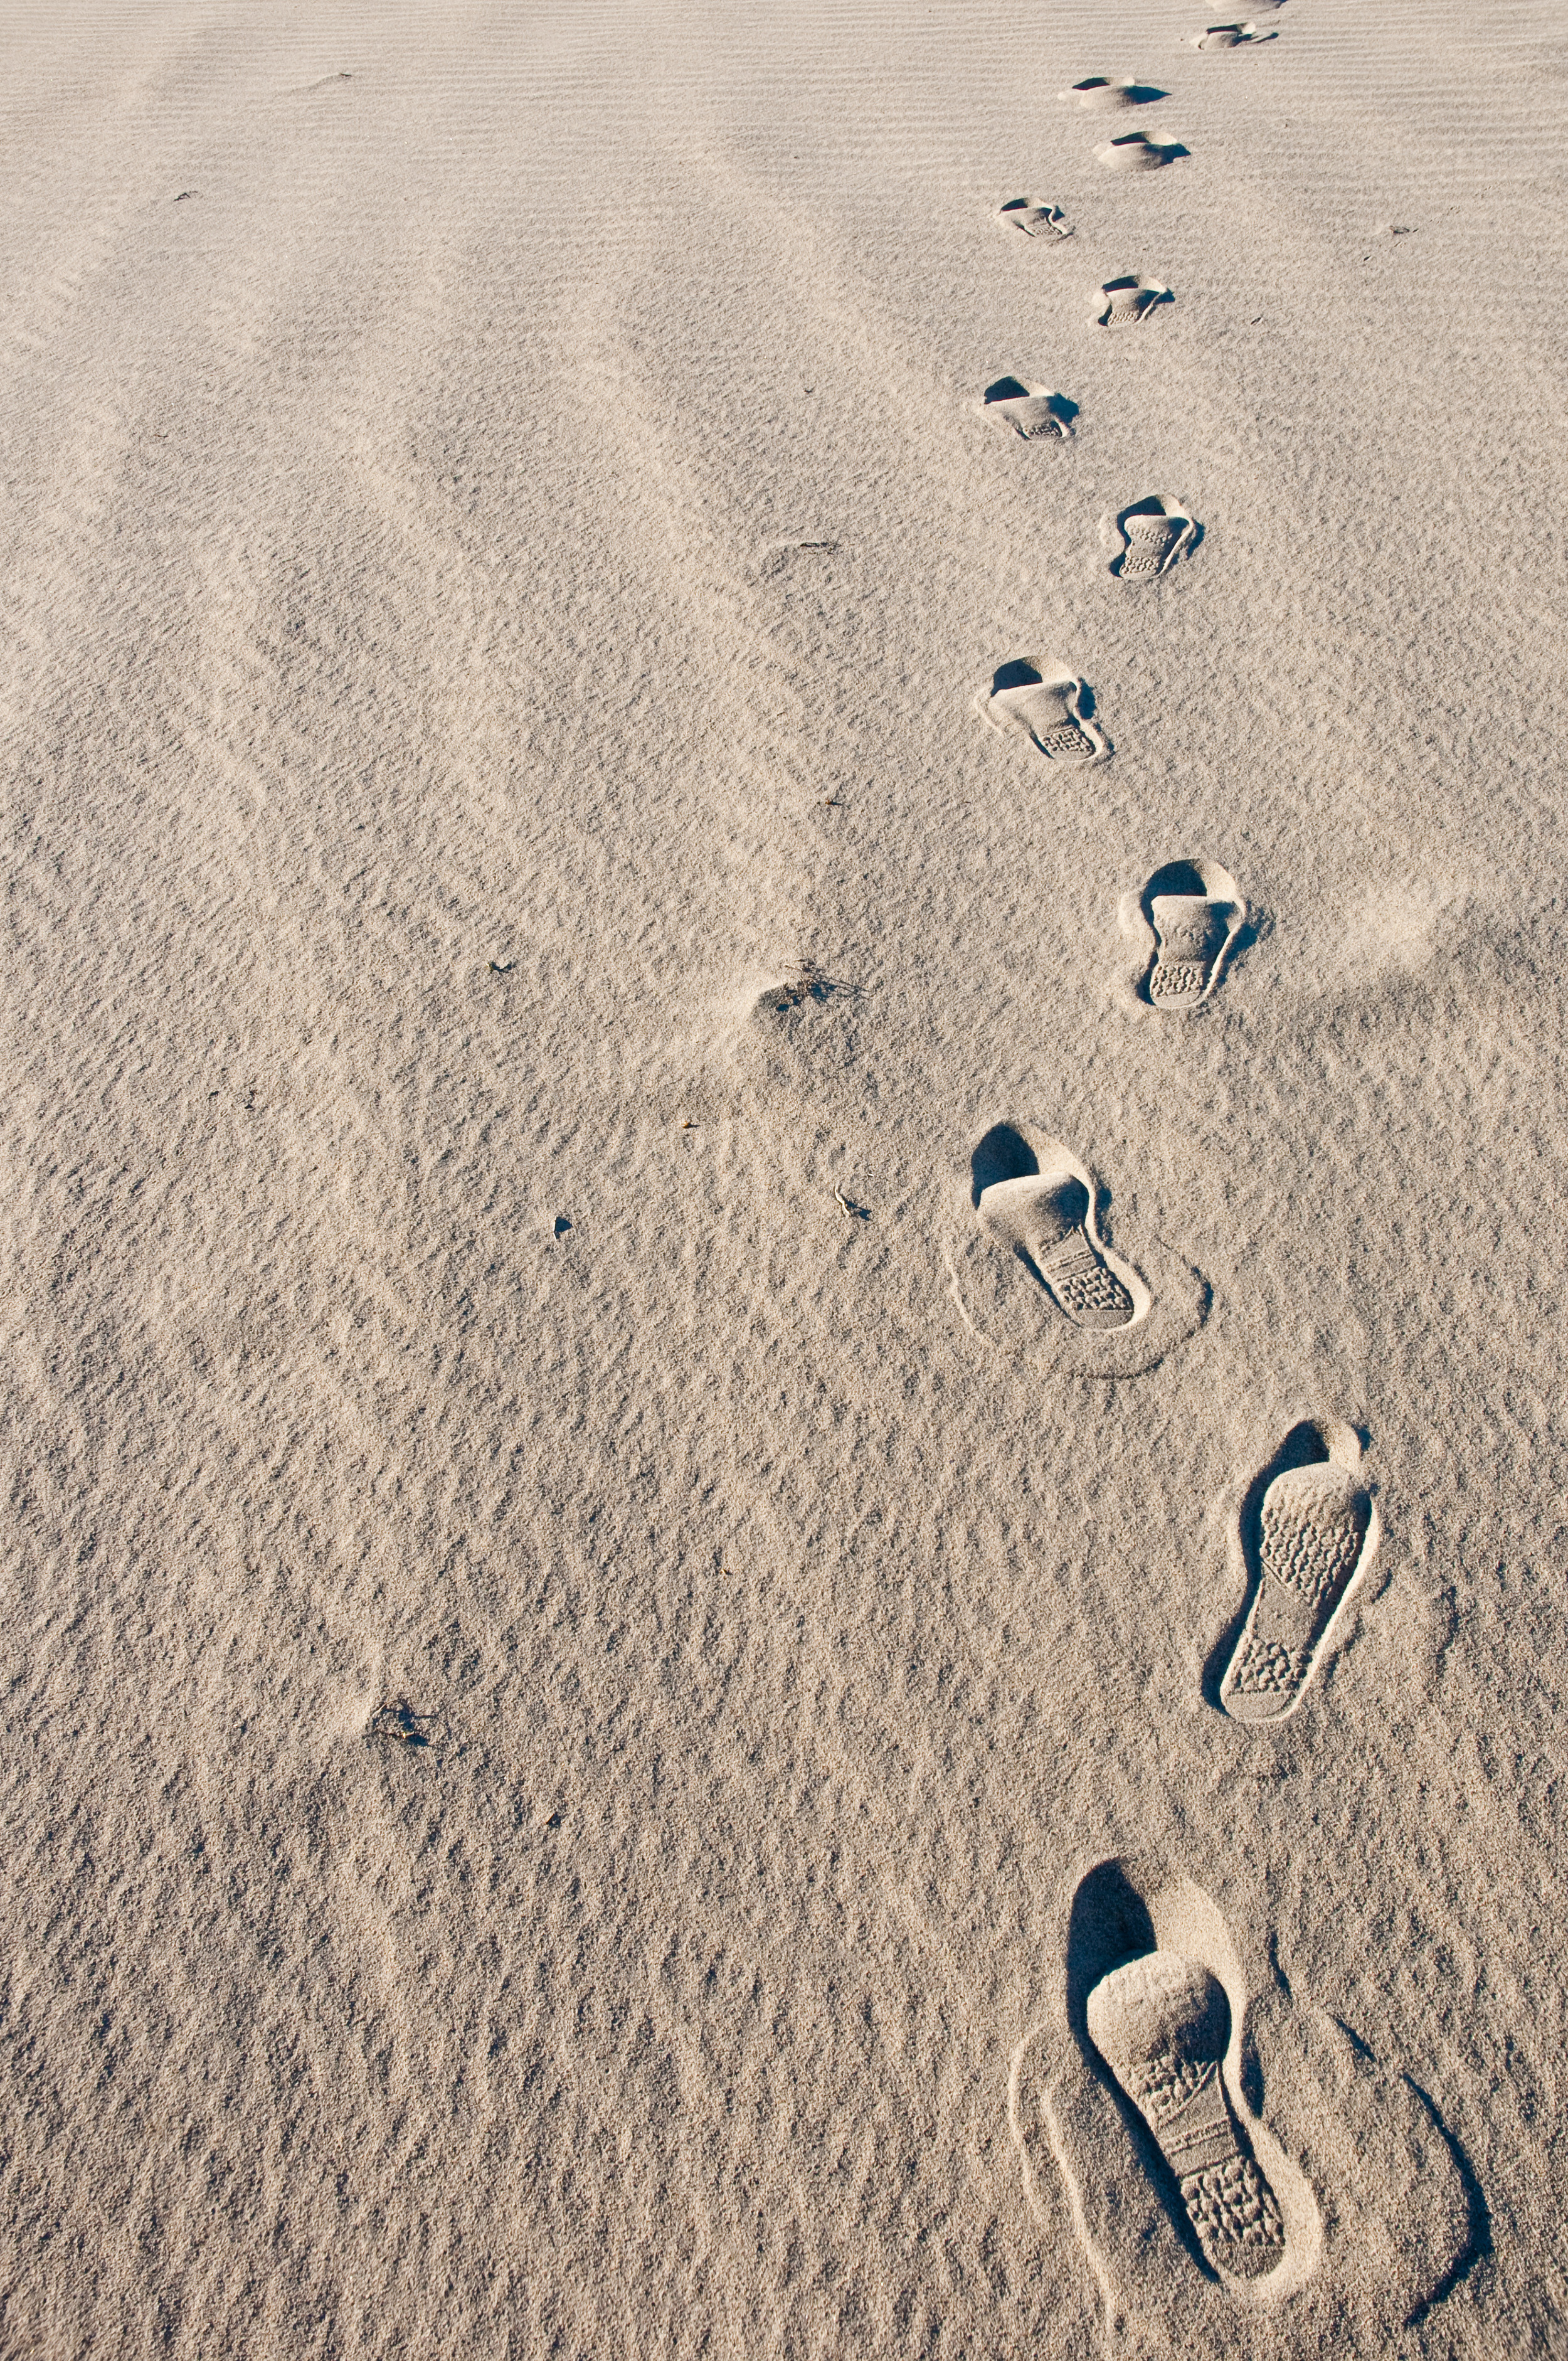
3 0 1566 2352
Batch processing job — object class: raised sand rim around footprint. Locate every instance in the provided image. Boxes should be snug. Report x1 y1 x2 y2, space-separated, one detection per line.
3 4 1560 2355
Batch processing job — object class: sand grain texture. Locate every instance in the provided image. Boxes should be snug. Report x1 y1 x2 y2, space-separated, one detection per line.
1 0 1565 2353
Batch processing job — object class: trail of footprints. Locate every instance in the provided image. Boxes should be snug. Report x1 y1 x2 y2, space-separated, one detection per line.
730 0 1411 2308
959 0 1406 2305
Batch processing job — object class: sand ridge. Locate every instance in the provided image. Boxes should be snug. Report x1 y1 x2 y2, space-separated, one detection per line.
1 0 1565 2352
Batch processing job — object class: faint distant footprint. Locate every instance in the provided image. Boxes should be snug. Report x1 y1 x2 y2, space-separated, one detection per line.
981 378 1076 440
1093 274 1172 327
1120 857 1246 1011
1059 75 1167 110
973 1126 1142 1330
1097 131 1188 171
719 958 864 1113
1108 495 1200 580
978 659 1108 765
997 196 1074 239
1184 19 1276 45
1215 1419 1380 1722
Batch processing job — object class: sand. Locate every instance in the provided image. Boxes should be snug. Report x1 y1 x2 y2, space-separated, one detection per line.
2 0 1565 2352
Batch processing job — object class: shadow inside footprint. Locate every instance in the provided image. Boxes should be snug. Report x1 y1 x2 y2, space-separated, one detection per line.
997 196 1074 238
1066 1862 1160 2035
1206 1419 1379 1722
1111 495 1201 580
1144 858 1208 899
1186 20 1277 45
1096 132 1190 171
982 378 1077 440
1095 275 1173 327
970 1119 1037 1201
1060 75 1168 109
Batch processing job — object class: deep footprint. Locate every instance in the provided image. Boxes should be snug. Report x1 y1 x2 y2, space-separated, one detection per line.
1059 75 1167 110
1184 20 1276 45
1151 897 1224 1005
997 196 1074 238
977 1159 1135 1330
1096 131 1186 171
979 659 1108 763
1221 1427 1379 1721
1130 858 1246 1011
1087 1950 1286 2282
982 377 1076 440
1111 495 1200 580
1094 275 1172 326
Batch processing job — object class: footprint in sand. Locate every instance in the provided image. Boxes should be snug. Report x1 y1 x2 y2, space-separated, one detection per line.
1066 1862 1313 2296
1096 131 1187 172
1217 1419 1380 1722
997 196 1074 239
1089 1953 1286 2283
1093 274 1172 327
1059 75 1167 112
978 659 1108 765
1108 494 1200 580
1121 857 1246 1012
973 1127 1141 1331
981 378 1076 440
731 963 862 1104
1184 19 1277 45
1014 1854 1473 2345
949 1120 1205 1375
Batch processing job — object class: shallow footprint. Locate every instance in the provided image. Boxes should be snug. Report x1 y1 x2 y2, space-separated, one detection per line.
1121 857 1246 1012
1059 75 1167 110
1094 274 1172 326
1217 1419 1380 1722
1184 19 1276 45
978 659 1108 765
1088 1953 1286 2283
997 196 1074 238
1096 131 1187 172
981 377 1076 440
1110 494 1200 580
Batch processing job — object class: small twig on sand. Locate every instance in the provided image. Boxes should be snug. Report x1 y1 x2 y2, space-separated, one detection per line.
368 1699 435 1750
